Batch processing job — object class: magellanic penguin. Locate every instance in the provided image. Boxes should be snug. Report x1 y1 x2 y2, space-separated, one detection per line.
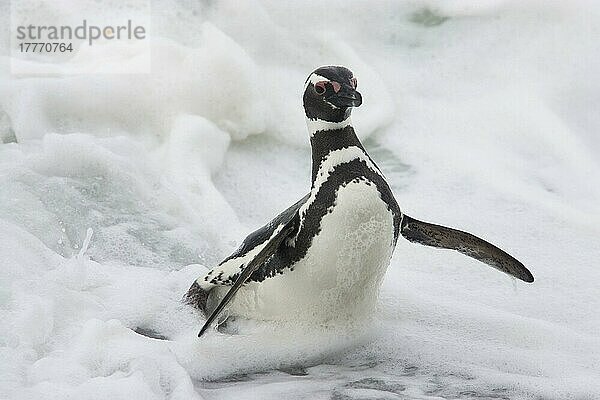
185 66 534 337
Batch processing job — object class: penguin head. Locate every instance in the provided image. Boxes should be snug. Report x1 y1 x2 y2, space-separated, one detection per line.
303 66 362 123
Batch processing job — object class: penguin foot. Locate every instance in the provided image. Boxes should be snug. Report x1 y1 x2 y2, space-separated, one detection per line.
133 327 169 340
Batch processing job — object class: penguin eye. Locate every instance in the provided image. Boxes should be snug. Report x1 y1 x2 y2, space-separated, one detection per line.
314 81 327 95
351 77 357 89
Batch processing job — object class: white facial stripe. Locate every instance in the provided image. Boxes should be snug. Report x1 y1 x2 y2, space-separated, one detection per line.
298 146 383 227
304 73 329 90
306 116 352 136
198 223 286 289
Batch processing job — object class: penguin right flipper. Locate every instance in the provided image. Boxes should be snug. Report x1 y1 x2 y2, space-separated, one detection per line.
400 214 534 283
184 194 309 317
197 213 300 337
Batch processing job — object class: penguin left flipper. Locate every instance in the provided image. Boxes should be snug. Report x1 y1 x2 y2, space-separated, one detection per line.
197 214 300 337
400 214 534 283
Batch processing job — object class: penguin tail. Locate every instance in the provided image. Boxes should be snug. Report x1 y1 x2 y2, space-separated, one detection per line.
183 280 211 317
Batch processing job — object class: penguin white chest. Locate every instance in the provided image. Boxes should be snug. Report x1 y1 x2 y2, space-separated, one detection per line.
226 179 396 322
300 180 396 309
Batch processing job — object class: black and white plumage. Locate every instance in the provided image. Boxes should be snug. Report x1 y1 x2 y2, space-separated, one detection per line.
185 66 534 337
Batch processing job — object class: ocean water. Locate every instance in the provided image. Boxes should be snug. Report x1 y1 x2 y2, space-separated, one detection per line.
1 1 600 399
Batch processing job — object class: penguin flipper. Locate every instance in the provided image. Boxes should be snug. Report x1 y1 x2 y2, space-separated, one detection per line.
197 215 299 337
400 214 534 283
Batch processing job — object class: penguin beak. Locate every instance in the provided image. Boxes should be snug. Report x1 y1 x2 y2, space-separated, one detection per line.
328 88 362 108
